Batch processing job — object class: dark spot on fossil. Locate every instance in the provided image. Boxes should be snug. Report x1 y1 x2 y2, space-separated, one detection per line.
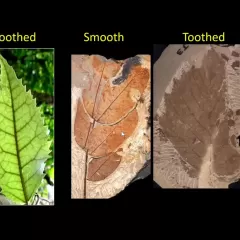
232 51 240 57
158 128 167 141
232 60 240 70
237 136 240 147
112 56 141 85
221 54 229 61
227 109 234 117
228 119 235 127
146 117 151 129
139 96 144 103
191 65 195 70
187 168 198 178
147 105 151 128
154 114 159 121
230 135 236 147
236 109 240 116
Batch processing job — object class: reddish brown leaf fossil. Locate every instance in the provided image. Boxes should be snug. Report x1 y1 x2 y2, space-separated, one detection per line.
72 55 150 198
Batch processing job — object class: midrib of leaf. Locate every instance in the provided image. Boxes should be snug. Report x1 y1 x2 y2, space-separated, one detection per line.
7 69 28 203
83 149 88 198
83 63 105 198
159 49 227 176
82 61 140 197
94 69 137 122
0 55 51 204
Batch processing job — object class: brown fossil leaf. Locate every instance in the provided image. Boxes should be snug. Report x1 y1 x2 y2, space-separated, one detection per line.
226 109 234 117
74 100 92 148
75 106 138 158
82 56 149 124
230 134 237 147
87 151 122 181
232 60 240 70
74 55 149 182
232 51 240 57
228 119 235 127
221 53 229 61
158 49 240 180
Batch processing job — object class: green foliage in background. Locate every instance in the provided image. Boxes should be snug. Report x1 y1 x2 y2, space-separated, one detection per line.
0 49 54 202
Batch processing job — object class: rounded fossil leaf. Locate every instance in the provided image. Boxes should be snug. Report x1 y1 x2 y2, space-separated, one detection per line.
72 54 150 198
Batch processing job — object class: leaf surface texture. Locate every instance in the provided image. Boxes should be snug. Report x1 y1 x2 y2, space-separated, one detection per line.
0 55 51 204
74 55 149 182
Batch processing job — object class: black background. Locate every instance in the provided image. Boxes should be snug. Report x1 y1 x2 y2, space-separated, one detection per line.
0 30 240 212
68 44 153 203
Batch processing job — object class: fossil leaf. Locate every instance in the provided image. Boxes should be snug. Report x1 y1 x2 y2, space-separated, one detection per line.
156 47 240 187
75 102 138 158
82 56 149 124
0 55 51 204
74 55 150 185
87 151 122 181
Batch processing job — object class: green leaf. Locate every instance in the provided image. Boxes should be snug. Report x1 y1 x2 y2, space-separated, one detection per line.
48 167 54 180
0 55 51 204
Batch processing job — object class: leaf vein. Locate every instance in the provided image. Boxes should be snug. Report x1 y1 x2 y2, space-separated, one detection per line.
21 147 42 169
16 111 37 133
19 131 43 153
0 128 14 136
0 112 13 122
0 102 11 108
24 166 42 185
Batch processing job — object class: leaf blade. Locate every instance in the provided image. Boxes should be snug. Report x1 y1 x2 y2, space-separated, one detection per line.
73 55 150 198
158 48 240 181
82 56 149 124
87 152 122 181
0 55 51 204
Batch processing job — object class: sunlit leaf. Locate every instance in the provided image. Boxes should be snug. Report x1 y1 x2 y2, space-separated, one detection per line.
0 55 51 204
48 167 54 180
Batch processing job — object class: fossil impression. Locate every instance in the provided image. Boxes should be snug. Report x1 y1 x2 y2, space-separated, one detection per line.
154 45 240 188
72 55 150 198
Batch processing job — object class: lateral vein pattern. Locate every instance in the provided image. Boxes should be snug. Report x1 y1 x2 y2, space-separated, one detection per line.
0 55 51 204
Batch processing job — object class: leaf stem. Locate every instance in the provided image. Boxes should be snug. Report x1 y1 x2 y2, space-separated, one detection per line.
83 119 95 198
83 150 88 199
6 67 28 204
83 63 105 198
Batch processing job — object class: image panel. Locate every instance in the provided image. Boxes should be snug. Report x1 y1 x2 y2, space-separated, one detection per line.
71 55 151 198
0 49 54 205
153 44 240 189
